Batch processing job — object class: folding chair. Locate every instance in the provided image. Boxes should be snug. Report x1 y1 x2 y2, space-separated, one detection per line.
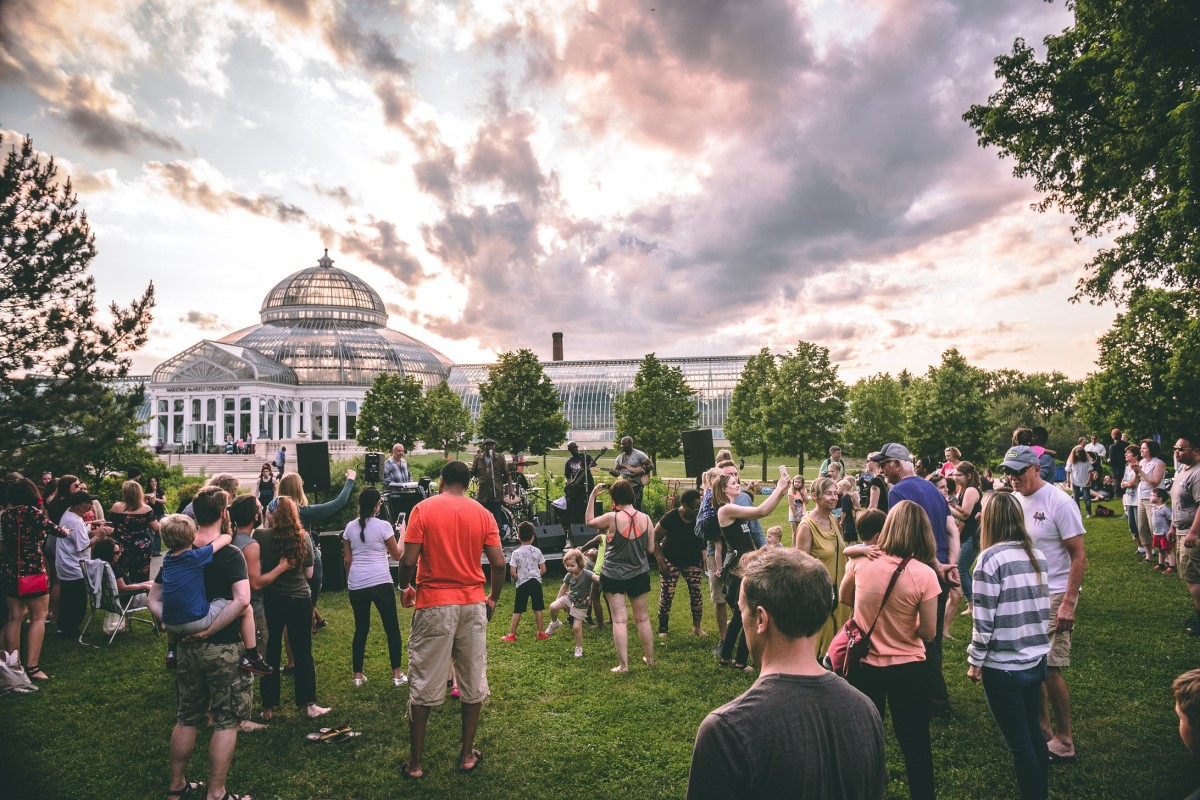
79 559 160 647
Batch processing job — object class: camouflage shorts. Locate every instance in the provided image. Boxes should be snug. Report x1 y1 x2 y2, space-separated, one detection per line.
175 641 251 730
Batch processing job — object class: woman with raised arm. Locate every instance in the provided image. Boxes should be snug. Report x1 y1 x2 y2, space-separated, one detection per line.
585 478 655 673
713 465 790 669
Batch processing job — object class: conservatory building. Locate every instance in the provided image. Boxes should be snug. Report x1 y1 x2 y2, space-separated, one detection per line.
146 251 747 451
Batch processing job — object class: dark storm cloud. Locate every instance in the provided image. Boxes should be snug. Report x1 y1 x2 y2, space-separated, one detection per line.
147 161 309 223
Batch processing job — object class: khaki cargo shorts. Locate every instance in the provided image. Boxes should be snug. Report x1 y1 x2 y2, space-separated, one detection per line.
1178 538 1200 584
407 603 489 708
1046 593 1073 669
706 553 726 606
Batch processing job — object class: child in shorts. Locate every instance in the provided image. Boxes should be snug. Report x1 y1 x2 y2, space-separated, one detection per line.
501 522 548 641
765 526 784 548
1151 488 1176 574
159 514 272 675
546 548 600 657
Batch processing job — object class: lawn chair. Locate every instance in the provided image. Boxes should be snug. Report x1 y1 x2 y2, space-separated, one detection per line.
79 559 160 647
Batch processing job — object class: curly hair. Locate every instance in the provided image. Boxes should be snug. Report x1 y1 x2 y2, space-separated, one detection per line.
269 496 310 572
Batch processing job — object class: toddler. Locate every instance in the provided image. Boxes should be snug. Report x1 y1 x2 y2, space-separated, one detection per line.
159 514 272 675
765 526 784 548
844 509 886 560
502 522 548 641
1151 488 1175 574
545 548 600 657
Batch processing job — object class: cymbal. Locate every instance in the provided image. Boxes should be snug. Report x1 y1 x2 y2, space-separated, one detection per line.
526 487 545 493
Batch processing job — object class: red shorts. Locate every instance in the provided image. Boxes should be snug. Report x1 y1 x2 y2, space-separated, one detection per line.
1153 534 1174 552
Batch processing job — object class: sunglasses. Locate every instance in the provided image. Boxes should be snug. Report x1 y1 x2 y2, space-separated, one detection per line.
1001 466 1029 477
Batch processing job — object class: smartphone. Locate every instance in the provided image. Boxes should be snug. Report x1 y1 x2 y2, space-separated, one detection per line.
398 512 407 526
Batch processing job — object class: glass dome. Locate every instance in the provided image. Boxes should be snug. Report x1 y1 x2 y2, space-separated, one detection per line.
259 250 387 325
217 251 453 387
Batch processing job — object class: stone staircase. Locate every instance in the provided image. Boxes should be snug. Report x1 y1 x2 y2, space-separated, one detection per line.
157 453 276 483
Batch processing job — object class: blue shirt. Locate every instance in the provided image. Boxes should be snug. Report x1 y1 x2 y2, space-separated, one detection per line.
888 476 951 563
161 543 215 625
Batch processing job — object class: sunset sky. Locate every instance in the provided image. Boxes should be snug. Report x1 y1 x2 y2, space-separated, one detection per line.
0 0 1120 380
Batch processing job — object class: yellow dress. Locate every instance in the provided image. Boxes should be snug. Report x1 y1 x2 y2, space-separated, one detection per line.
803 514 850 659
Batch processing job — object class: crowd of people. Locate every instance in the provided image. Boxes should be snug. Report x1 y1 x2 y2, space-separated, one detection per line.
2 426 1199 799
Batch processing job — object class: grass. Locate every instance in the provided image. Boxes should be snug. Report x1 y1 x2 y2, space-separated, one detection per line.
3 496 1199 799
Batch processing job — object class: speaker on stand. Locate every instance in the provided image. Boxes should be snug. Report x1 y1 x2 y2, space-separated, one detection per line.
364 452 382 483
295 441 331 493
680 428 716 487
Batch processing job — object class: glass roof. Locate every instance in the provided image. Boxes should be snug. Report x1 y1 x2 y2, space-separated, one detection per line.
260 251 387 326
221 320 451 388
447 356 749 437
152 341 299 385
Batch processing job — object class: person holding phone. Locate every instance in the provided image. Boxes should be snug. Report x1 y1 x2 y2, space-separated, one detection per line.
343 487 406 688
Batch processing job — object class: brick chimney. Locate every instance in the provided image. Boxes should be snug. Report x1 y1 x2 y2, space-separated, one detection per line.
552 331 564 361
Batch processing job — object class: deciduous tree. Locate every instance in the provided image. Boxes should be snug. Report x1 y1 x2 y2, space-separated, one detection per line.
843 373 905 457
420 379 474 458
355 373 425 453
613 353 698 469
477 349 568 455
770 341 846 473
902 349 993 463
724 348 779 480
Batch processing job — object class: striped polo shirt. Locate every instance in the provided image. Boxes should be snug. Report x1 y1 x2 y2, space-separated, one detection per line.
967 541 1051 670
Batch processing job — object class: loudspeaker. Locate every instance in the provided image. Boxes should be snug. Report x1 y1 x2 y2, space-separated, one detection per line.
364 452 381 483
536 524 567 554
681 428 716 478
296 441 331 493
318 532 345 591
568 524 592 549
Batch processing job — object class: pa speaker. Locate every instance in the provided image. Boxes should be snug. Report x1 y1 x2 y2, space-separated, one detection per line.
364 452 382 483
296 441 331 493
536 524 567 554
680 428 716 478
567 524 593 549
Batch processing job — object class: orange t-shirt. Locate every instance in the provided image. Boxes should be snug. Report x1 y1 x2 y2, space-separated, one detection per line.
405 493 501 608
851 554 941 667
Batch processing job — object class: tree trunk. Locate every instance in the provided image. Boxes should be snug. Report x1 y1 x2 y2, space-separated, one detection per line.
761 446 768 481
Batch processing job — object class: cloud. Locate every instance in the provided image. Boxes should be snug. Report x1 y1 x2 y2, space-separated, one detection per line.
309 182 355 205
324 2 412 77
181 310 227 331
146 160 309 223
338 217 425 283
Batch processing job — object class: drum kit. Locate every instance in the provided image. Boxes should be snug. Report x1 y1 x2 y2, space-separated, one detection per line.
498 480 544 542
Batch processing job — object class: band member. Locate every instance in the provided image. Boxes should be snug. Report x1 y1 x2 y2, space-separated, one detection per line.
471 438 508 534
383 443 411 484
610 436 654 511
564 441 598 525
504 461 531 514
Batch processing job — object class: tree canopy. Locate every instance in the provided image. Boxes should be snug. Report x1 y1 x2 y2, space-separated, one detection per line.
0 132 154 478
843 373 906 457
770 341 847 471
964 0 1200 302
613 353 698 467
724 348 779 479
477 349 569 455
902 349 993 464
420 379 474 458
355 373 426 452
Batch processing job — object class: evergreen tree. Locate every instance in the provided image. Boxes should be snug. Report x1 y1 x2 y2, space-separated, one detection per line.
613 353 698 468
477 349 568 455
724 348 778 480
420 379 474 458
355 373 425 452
0 132 154 478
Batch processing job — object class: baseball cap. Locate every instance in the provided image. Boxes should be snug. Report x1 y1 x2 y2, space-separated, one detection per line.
1000 446 1039 471
66 490 97 507
868 443 911 463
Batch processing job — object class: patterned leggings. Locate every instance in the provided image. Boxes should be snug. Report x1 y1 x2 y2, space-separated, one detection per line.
658 563 705 632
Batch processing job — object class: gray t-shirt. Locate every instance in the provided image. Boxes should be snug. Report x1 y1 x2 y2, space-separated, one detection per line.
615 449 651 481
1172 463 1200 530
253 528 315 599
687 672 886 800
231 530 264 616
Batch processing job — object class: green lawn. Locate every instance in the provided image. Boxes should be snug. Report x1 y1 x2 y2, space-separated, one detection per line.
3 498 1198 799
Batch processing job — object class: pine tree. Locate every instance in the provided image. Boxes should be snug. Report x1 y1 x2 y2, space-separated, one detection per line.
0 132 154 476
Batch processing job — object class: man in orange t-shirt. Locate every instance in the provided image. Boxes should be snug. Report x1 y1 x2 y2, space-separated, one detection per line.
397 460 505 779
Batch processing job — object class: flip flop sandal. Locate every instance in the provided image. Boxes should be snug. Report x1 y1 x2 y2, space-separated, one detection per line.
400 761 423 780
167 778 204 798
458 749 484 773
305 724 351 742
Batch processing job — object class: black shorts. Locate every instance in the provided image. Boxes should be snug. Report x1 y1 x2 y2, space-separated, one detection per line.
514 579 545 613
601 571 651 598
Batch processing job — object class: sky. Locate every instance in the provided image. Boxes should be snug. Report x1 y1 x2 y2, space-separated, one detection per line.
0 0 1120 381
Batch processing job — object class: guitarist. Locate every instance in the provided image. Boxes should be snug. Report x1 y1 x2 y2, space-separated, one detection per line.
564 441 601 525
611 436 654 511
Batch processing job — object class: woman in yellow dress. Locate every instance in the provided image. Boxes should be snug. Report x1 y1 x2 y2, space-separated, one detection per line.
795 476 849 658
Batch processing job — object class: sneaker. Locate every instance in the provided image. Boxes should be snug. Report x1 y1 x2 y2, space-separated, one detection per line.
574 647 583 658
239 654 275 676
545 620 563 636
165 650 176 670
500 634 517 642
536 631 550 640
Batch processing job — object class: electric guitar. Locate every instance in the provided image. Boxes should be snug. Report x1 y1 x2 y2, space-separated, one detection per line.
610 454 652 486
567 447 608 487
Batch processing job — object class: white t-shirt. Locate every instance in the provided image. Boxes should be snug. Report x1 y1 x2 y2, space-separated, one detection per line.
1138 457 1165 501
509 543 545 586
1016 483 1085 595
342 517 396 591
1085 442 1107 460
1122 466 1138 507
57 509 91 581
